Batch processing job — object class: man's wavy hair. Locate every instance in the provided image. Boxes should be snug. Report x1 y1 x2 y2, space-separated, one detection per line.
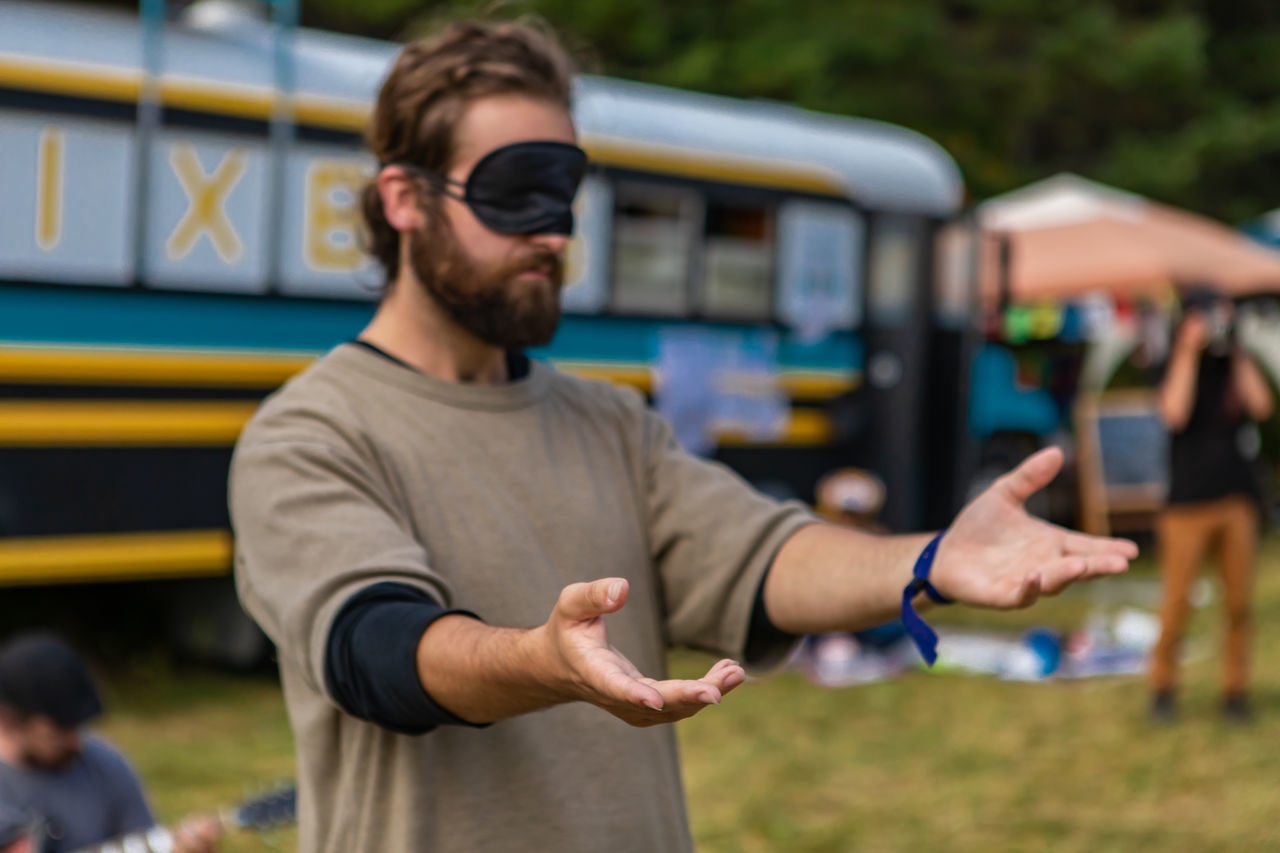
359 20 576 284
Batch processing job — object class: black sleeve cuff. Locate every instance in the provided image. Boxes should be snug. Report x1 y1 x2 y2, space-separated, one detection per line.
324 581 489 735
743 569 800 668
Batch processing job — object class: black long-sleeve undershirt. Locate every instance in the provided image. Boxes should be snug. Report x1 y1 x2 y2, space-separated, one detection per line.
324 572 793 733
323 582 487 735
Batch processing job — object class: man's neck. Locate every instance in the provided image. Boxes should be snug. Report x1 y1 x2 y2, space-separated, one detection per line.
360 275 508 385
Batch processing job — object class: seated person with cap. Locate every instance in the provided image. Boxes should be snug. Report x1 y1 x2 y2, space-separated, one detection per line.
0 632 219 853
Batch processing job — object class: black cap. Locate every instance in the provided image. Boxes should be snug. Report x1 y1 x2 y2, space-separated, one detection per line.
0 632 102 728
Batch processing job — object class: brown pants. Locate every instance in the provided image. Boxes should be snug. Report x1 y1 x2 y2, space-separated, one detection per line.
1150 494 1259 694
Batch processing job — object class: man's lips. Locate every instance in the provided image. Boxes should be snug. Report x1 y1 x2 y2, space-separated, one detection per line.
514 262 557 280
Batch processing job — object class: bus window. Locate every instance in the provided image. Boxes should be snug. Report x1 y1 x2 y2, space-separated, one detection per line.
933 218 976 330
868 214 923 327
561 174 612 314
699 202 774 321
775 200 863 340
610 181 702 316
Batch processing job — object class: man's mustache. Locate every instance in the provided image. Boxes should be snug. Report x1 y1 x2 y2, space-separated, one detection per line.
506 249 563 281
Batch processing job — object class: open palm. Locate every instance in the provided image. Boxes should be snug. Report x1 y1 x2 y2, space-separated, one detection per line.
547 578 745 727
931 447 1138 609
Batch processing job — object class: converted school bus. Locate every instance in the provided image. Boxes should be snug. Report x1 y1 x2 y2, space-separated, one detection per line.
0 0 973 662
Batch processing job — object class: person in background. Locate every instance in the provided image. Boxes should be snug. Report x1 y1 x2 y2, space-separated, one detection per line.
0 632 220 852
1151 288 1275 721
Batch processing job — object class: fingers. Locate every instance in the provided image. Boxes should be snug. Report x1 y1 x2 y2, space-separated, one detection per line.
986 550 1131 609
1037 553 1130 595
172 816 221 853
556 577 629 622
646 660 746 708
1009 571 1041 608
553 582 741 724
614 674 667 712
652 677 724 707
600 664 746 726
577 648 666 710
1061 531 1140 559
995 447 1064 504
701 658 746 697
1180 313 1209 347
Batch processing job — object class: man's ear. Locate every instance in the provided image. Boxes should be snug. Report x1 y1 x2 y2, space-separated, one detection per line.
377 166 427 233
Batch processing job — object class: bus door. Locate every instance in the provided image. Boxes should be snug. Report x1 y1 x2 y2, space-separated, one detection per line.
861 213 948 531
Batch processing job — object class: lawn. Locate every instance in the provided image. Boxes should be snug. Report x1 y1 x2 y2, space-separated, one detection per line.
98 535 1280 852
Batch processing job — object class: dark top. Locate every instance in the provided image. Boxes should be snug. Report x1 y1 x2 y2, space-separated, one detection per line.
325 341 796 733
348 339 531 381
0 735 154 852
1167 351 1259 506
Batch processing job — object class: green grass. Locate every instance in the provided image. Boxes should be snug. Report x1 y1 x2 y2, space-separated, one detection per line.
98 535 1280 851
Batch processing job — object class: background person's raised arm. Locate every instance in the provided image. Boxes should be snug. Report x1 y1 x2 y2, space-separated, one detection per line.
1158 312 1207 432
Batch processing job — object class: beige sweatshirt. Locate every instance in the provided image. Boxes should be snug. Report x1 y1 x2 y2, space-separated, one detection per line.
229 343 813 852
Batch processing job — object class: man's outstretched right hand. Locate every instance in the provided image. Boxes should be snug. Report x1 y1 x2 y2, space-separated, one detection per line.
535 578 745 727
415 577 744 728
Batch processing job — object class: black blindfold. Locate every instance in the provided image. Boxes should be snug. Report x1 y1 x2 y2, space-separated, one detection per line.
391 141 588 236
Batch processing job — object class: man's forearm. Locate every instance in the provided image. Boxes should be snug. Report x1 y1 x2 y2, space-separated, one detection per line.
415 615 564 724
413 578 746 731
762 523 935 635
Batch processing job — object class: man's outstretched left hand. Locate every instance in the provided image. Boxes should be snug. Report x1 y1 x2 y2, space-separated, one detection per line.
931 446 1138 609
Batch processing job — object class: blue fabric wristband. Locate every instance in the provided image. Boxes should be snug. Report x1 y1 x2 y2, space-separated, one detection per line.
901 531 952 666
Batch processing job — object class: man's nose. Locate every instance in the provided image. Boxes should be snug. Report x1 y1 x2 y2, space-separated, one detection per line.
529 232 569 254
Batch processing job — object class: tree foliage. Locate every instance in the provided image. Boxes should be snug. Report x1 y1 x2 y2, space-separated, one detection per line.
298 0 1280 220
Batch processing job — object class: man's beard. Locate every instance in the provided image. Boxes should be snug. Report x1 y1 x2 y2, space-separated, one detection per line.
408 217 565 350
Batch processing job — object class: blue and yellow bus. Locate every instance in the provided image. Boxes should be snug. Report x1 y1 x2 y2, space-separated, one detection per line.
0 0 972 657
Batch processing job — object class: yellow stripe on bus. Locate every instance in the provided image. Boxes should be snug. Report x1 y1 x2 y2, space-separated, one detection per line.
581 135 847 196
0 53 141 102
159 75 277 120
717 408 833 447
0 346 314 387
551 360 654 393
0 397 832 447
0 53 849 193
0 53 358 125
0 347 856 398
0 529 231 585
551 361 857 399
0 401 257 445
293 94 371 131
777 370 859 398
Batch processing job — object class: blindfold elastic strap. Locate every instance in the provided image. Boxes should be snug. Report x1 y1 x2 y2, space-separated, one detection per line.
382 162 465 202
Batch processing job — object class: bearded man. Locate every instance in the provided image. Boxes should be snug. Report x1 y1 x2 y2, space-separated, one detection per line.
229 19 1138 852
